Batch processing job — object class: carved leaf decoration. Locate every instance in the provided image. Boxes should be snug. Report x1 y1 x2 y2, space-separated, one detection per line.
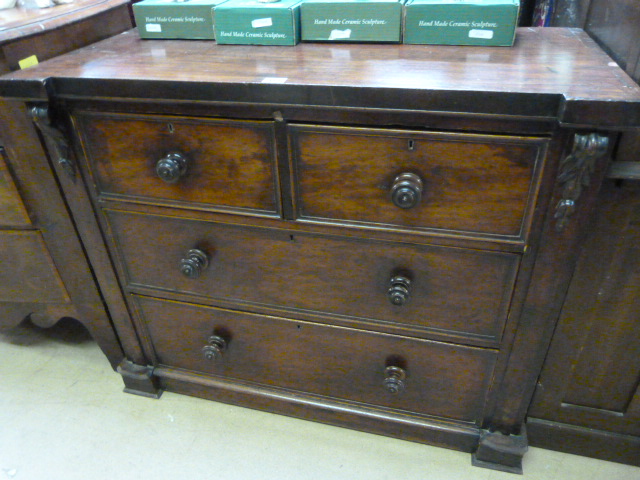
554 133 608 232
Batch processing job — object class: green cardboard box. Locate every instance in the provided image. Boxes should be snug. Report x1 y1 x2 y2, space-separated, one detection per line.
134 0 225 40
403 0 519 46
301 0 404 43
214 0 303 45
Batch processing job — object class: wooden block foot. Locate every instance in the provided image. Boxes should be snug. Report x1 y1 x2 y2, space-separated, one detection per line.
472 425 528 474
117 359 162 399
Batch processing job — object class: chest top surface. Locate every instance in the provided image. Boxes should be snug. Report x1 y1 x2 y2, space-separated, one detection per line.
1 27 640 127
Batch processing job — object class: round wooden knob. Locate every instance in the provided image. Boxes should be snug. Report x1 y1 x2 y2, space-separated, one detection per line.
383 366 406 394
388 275 411 306
390 172 423 209
156 152 188 183
202 335 227 360
180 248 209 279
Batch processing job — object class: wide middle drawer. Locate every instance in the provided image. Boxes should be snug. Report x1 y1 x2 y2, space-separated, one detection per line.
107 209 519 343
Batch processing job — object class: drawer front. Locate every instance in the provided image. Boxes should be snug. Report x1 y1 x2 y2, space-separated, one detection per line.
0 148 30 227
290 125 547 238
0 230 68 303
135 295 497 422
109 209 519 342
75 112 278 214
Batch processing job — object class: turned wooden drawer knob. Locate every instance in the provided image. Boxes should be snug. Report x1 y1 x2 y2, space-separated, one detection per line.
390 172 423 209
202 335 227 361
383 366 406 394
156 151 188 183
388 275 411 306
180 248 209 279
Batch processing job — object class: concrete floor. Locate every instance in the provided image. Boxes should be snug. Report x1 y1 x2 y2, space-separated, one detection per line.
1 318 639 480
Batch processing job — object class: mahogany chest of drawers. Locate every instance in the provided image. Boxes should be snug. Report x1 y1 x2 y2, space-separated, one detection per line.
2 27 639 473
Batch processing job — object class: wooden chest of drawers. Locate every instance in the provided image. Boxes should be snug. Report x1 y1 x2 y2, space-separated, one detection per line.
85 109 517 450
2 27 639 473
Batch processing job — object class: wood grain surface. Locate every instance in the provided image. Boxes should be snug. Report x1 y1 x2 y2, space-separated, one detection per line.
0 230 68 303
2 28 639 127
0 146 30 227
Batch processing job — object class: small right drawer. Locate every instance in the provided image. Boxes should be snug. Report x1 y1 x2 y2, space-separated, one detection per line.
289 125 547 239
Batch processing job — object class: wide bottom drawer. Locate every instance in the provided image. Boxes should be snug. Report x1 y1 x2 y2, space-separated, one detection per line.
134 294 497 423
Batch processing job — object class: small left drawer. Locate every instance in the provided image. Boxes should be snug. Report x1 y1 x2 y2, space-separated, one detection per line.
74 112 279 215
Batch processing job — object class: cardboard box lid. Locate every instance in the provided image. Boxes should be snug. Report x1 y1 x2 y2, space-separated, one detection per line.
215 0 303 10
135 0 225 6
406 0 518 5
303 0 403 4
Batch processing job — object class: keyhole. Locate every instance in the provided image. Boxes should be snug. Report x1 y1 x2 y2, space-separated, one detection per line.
408 140 415 151
168 123 175 133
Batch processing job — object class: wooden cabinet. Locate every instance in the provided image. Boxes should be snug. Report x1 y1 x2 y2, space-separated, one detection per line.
0 0 133 368
518 1 640 466
527 179 640 465
0 100 126 368
1 27 639 473
0 147 68 306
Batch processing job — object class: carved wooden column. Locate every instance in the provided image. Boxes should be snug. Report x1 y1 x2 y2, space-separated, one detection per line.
31 105 76 178
473 131 613 473
28 102 160 395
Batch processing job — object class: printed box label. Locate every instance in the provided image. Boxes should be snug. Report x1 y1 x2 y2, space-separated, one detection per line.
469 28 493 39
252 17 273 28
